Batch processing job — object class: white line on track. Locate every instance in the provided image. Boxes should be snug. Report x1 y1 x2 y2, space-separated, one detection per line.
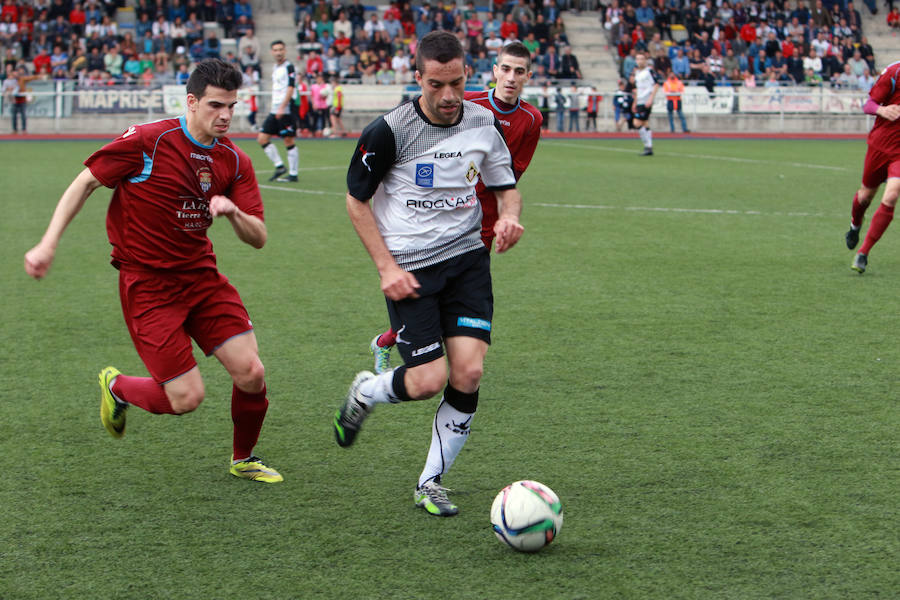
257 183 339 195
542 141 849 172
531 202 827 217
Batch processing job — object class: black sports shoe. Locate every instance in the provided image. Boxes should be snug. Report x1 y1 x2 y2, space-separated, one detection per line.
845 227 860 250
268 165 287 181
640 148 653 156
277 174 298 182
851 253 867 274
333 371 374 447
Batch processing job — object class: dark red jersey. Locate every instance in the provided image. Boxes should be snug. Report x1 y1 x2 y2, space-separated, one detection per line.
867 61 900 154
85 117 263 271
465 88 542 244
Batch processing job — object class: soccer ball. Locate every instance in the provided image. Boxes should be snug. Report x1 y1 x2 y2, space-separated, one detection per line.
490 480 563 552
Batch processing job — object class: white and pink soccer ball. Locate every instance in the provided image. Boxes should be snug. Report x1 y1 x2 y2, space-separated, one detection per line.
490 480 563 552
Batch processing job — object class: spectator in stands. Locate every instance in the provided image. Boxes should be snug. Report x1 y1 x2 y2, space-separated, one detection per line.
500 13 518 40
305 49 323 78
50 43 67 77
189 36 204 62
741 69 756 87
811 0 833 29
687 48 704 80
559 45 581 79
315 11 333 39
364 12 385 39
699 62 716 95
858 67 875 92
233 15 253 38
785 47 804 83
888 6 900 28
234 0 253 23
205 30 221 59
383 11 402 41
484 28 503 58
390 47 411 83
346 0 365 34
803 48 822 76
805 67 823 86
103 43 122 79
834 63 858 88
69 44 88 78
33 44 51 73
670 47 689 79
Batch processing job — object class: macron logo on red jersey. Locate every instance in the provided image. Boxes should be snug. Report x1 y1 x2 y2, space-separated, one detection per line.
122 126 136 138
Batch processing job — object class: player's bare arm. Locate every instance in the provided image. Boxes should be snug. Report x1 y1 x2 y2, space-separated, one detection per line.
493 188 524 253
876 104 900 121
24 167 103 279
209 194 267 248
346 192 420 300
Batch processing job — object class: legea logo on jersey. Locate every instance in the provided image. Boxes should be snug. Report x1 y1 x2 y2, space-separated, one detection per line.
416 163 434 188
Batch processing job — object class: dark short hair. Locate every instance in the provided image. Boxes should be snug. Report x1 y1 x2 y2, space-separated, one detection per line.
186 59 243 98
497 41 532 70
271 39 285 48
415 30 464 74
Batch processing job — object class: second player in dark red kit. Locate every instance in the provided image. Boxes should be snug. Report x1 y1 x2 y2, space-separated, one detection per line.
846 60 900 274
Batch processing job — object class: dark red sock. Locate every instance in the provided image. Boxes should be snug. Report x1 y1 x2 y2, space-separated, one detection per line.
232 384 268 460
377 328 397 347
851 192 867 228
860 203 895 255
111 375 175 414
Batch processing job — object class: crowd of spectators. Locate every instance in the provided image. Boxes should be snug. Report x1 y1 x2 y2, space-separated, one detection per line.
288 0 585 85
0 0 251 87
605 0 880 91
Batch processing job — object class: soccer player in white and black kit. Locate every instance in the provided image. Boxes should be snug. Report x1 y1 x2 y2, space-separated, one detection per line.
632 51 661 156
332 31 524 517
257 40 299 182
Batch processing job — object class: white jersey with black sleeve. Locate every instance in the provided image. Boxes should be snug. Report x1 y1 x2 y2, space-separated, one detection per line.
347 98 516 271
270 60 296 113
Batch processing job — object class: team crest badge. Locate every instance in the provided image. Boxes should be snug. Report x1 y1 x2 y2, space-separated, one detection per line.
466 161 479 183
197 166 213 193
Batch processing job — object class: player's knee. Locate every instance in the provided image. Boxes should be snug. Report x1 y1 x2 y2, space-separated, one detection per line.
405 361 448 400
167 385 205 414
232 357 266 393
449 361 484 393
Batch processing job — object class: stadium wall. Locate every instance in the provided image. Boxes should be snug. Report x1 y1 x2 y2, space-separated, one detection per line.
0 83 872 135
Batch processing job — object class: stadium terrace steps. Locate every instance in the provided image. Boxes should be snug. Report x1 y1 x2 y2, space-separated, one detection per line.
561 12 620 86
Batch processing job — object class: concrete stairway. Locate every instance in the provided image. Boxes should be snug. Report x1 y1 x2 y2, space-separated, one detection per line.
856 0 899 71
561 11 620 88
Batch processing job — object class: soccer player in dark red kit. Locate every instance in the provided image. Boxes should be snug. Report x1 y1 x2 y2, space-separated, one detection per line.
368 41 542 373
23 59 283 483
846 60 900 274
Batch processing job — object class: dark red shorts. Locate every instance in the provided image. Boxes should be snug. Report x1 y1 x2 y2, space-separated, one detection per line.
118 268 253 383
479 192 498 249
861 145 900 189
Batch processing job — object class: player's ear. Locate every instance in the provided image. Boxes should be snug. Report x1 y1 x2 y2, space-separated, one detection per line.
186 93 198 112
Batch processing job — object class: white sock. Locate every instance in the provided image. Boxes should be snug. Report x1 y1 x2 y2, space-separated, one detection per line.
638 127 647 146
287 145 299 176
850 223 860 231
357 370 400 407
263 143 283 167
417 399 474 488
645 127 653 148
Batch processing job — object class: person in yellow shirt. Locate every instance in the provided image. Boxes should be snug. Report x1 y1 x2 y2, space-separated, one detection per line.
329 76 346 137
663 70 690 134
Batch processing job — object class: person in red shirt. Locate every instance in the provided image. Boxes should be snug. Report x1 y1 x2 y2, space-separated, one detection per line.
32 47 51 74
846 60 900 274
368 41 542 373
23 59 283 483
69 3 86 36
